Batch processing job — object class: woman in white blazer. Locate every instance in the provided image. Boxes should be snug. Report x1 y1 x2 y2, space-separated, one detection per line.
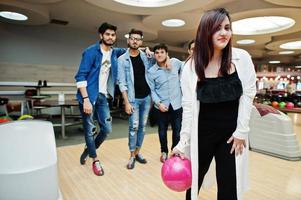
173 8 256 200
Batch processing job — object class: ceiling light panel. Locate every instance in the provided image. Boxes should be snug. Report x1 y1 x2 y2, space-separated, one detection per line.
280 41 301 49
279 51 294 54
113 0 183 7
0 11 28 21
269 60 281 64
162 19 185 27
232 16 295 35
236 39 255 44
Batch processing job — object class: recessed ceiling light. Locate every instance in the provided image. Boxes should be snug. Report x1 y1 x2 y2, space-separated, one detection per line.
236 39 255 45
162 19 185 27
113 0 183 7
279 51 295 55
0 11 28 21
280 41 301 49
232 16 295 35
269 60 280 64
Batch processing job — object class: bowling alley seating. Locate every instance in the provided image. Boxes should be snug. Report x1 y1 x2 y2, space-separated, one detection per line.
0 121 63 200
6 100 30 118
249 104 301 160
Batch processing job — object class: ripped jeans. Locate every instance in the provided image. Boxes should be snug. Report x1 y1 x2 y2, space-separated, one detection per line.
128 95 151 152
79 93 112 158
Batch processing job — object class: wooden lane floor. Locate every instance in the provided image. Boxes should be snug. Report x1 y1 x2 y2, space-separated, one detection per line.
57 125 301 200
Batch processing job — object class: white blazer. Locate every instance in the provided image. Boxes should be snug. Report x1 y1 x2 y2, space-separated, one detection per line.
174 47 257 200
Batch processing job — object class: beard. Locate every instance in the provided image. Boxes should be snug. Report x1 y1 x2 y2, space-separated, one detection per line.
102 39 115 46
129 43 139 50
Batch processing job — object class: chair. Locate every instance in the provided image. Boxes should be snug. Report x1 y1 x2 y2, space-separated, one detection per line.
0 97 8 116
0 120 63 200
6 100 29 117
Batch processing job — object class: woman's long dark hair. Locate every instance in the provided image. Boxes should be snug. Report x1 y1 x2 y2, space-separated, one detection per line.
193 8 232 81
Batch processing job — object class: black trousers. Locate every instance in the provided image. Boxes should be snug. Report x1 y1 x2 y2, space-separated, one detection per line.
185 129 237 200
156 105 182 153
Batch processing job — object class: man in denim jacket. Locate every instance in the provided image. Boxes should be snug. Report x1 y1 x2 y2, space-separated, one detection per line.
117 29 154 169
75 22 126 176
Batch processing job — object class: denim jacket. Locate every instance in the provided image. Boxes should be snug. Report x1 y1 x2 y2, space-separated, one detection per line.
75 42 126 104
117 49 154 103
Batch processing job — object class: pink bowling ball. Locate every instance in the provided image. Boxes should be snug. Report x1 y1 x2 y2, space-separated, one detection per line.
161 155 192 192
286 102 294 109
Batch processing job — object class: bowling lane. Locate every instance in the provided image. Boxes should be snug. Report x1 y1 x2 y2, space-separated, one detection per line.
288 113 301 143
57 129 301 200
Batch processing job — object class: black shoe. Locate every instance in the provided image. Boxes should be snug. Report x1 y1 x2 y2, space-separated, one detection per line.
80 148 89 165
127 157 136 169
135 153 147 164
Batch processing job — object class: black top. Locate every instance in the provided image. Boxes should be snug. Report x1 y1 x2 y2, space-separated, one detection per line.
196 71 242 103
130 55 150 98
197 71 243 134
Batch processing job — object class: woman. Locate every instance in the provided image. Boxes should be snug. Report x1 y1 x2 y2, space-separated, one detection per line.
172 8 256 200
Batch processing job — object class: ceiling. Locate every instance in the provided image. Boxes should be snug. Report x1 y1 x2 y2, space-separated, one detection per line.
1 0 301 65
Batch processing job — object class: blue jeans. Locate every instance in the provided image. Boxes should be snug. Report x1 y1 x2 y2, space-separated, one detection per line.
157 105 182 153
128 95 151 152
79 93 112 158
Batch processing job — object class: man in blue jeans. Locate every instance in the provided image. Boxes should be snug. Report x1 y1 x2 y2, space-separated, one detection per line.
74 22 126 176
147 43 183 163
117 29 154 169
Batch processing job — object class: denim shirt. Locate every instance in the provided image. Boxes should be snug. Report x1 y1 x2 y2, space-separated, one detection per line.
147 58 183 110
117 49 154 103
75 42 126 104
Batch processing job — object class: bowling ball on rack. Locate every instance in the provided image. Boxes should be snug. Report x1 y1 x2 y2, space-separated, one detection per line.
279 102 286 108
271 101 278 108
286 102 294 109
297 102 301 107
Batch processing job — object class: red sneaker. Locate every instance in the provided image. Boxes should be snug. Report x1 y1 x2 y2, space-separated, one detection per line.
92 160 104 176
